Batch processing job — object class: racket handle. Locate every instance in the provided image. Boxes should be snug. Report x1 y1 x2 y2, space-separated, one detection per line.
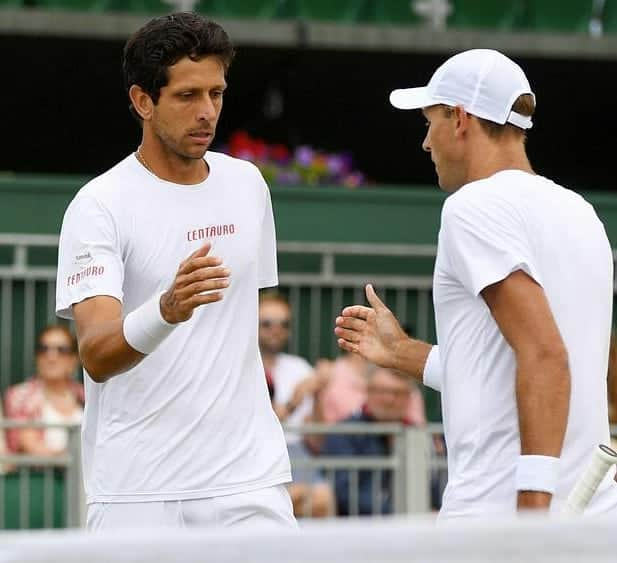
563 444 617 515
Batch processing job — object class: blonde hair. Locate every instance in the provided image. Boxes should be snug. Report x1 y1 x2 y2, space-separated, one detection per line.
476 94 535 139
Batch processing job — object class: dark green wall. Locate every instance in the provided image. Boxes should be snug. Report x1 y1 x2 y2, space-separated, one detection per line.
0 174 445 244
4 174 617 246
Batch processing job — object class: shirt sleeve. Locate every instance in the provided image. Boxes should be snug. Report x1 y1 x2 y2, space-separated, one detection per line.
55 193 124 319
423 345 442 392
440 192 542 297
258 179 279 289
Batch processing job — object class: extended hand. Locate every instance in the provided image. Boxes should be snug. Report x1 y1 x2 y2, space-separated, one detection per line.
161 242 230 324
334 284 408 369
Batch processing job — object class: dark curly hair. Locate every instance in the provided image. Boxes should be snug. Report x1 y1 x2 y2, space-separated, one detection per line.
123 12 235 121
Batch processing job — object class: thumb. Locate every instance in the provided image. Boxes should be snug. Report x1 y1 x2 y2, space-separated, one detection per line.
189 242 212 260
365 284 387 312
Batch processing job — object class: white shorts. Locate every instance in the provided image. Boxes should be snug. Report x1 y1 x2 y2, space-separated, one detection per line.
86 485 297 531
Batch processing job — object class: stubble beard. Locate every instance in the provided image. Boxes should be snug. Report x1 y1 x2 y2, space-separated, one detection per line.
154 124 215 163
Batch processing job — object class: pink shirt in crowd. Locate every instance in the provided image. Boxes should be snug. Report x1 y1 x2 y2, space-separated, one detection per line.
318 356 426 426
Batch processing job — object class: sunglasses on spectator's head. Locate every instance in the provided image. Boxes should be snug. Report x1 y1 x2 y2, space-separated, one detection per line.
36 344 75 356
259 319 291 329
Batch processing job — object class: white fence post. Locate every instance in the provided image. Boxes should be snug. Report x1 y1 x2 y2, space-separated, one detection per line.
65 424 86 528
404 427 431 513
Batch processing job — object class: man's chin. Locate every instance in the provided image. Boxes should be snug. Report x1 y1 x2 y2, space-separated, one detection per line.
437 177 460 194
191 146 210 159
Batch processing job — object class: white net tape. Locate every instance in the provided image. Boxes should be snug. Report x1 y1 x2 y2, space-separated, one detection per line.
1 515 616 563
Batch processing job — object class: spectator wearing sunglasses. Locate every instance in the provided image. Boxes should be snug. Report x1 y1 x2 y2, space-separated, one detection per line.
4 325 83 455
259 291 334 517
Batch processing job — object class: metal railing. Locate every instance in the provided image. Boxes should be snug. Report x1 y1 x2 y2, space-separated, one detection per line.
0 421 85 529
0 421 614 528
283 422 437 516
0 234 60 390
0 233 438 382
277 240 435 363
0 420 441 528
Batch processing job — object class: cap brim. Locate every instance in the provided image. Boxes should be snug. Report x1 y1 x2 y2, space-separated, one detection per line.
389 87 435 110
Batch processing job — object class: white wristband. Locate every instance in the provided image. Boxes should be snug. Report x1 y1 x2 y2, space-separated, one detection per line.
123 291 177 355
422 345 442 392
515 455 560 494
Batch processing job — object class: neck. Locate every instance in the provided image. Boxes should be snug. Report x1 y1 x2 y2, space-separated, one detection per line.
41 377 70 394
463 137 533 186
261 351 278 372
137 139 209 185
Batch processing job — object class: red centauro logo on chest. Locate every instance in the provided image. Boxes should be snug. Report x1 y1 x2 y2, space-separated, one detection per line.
187 224 236 242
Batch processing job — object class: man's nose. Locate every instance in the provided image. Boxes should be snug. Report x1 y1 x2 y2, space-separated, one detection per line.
197 96 216 121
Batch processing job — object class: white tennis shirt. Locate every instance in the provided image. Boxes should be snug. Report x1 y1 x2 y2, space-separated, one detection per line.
56 152 291 503
432 170 617 518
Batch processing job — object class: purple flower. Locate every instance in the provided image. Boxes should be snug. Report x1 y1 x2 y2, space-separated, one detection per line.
295 146 315 167
326 155 345 175
276 170 301 185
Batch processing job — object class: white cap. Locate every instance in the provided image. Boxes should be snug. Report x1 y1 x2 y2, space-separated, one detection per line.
389 49 535 129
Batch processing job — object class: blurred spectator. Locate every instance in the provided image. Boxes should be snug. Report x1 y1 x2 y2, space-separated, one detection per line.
316 352 371 424
0 403 10 474
316 351 426 426
259 291 335 517
321 366 425 516
4 325 83 455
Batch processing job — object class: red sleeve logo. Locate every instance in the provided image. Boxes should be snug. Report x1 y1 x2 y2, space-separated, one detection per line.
67 265 105 287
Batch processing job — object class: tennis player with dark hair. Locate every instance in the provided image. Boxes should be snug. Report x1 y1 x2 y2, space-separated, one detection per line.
56 12 295 529
336 49 617 518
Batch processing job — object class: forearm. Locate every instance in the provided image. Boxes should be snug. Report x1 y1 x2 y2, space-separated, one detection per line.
78 319 144 383
516 351 570 457
75 293 179 383
391 338 434 384
516 350 570 509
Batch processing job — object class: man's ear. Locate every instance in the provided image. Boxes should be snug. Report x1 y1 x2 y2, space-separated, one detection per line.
452 105 471 138
128 85 154 121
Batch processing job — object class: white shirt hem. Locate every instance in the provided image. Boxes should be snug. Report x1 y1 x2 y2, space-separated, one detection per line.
86 472 292 504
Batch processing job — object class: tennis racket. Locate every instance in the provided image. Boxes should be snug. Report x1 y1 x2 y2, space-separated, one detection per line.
562 444 617 515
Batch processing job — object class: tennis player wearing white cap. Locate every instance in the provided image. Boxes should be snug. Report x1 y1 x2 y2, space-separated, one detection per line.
335 49 617 518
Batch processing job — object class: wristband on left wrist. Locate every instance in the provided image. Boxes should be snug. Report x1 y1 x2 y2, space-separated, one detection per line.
515 455 560 494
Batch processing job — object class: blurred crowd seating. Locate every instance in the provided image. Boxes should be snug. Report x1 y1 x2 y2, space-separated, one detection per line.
2 0 617 35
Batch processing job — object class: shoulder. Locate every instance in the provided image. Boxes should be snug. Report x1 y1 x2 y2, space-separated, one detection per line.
275 354 313 379
278 353 312 370
441 173 524 228
65 156 135 217
207 151 264 179
443 175 499 212
5 378 43 414
6 378 40 398
207 151 269 194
